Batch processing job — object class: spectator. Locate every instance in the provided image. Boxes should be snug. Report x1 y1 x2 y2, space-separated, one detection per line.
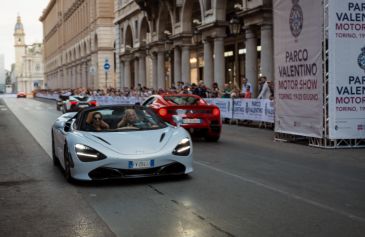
193 80 207 98
241 77 252 96
258 78 272 99
244 85 252 98
222 83 232 98
210 82 220 98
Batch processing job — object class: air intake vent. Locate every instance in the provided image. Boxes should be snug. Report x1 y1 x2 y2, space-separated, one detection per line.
160 133 166 143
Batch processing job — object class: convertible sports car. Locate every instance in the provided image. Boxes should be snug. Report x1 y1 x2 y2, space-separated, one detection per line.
51 105 193 182
60 95 97 113
143 94 221 141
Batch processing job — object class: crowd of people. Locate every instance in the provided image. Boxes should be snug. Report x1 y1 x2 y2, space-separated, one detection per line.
37 76 274 100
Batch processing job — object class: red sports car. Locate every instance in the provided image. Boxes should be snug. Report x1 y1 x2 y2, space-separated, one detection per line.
16 91 27 98
143 94 221 141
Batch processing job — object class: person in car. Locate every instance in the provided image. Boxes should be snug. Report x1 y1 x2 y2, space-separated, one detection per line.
117 109 140 128
85 111 110 131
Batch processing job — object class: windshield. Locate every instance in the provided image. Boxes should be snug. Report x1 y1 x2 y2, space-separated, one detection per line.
164 96 199 105
81 107 167 132
70 96 89 102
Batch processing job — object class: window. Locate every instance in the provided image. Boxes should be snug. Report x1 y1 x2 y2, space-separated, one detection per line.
206 0 212 10
135 20 139 39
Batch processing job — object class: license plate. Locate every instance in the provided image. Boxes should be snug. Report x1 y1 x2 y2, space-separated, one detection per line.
183 118 201 124
79 104 88 108
128 160 154 169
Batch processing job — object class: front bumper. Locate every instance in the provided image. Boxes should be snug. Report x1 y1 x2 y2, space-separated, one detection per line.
69 151 193 181
89 162 187 180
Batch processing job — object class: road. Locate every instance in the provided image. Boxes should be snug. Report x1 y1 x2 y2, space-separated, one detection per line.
1 97 365 237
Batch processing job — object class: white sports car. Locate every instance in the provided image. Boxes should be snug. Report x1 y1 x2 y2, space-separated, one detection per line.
51 105 193 182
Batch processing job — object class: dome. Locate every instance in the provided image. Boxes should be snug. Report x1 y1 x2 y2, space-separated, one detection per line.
14 16 24 31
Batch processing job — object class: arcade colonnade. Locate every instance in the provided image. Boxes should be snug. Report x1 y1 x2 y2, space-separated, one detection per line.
115 0 273 96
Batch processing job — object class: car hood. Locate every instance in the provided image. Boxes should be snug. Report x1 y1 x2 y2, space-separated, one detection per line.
81 127 173 155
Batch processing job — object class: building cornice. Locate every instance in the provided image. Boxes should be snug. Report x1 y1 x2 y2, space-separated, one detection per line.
39 0 56 22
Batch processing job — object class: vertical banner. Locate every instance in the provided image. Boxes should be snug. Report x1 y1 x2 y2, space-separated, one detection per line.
274 0 324 138
328 0 365 139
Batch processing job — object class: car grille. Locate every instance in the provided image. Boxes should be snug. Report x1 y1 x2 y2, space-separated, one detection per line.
88 162 186 180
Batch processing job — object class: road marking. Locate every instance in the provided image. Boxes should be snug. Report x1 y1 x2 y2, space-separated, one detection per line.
194 161 365 223
1 108 7 111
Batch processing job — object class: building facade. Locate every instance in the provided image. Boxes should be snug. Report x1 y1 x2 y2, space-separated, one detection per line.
14 16 45 94
40 0 115 90
0 54 5 93
115 0 273 96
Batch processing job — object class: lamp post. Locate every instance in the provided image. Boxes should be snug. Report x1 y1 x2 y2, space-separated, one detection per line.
229 16 242 89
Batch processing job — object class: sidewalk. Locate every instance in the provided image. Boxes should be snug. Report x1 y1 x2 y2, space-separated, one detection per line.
0 99 115 237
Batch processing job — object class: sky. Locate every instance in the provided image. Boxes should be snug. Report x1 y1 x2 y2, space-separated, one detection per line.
0 0 49 70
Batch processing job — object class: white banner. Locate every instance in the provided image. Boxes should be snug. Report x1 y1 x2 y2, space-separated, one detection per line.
205 98 232 119
232 99 275 123
274 0 324 138
328 0 365 139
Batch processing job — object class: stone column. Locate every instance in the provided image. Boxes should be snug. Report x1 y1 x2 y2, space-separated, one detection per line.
261 24 274 82
203 40 213 87
151 53 158 89
181 46 190 84
124 59 131 89
214 37 225 89
115 24 122 89
85 62 89 89
138 54 146 87
174 47 181 84
157 51 165 89
119 60 125 89
245 28 258 97
134 58 139 88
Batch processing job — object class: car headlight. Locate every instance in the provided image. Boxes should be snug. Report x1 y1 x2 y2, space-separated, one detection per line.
172 138 191 156
75 144 107 162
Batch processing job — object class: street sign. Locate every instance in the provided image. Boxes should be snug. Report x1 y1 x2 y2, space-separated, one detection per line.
104 62 110 71
104 58 110 72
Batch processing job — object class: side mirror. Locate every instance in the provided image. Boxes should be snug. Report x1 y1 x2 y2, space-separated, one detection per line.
172 115 183 127
64 119 75 132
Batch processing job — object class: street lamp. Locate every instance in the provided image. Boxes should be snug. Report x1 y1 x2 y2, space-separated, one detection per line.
229 16 242 88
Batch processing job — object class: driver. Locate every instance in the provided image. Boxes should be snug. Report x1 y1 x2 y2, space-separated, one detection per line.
86 111 110 131
117 109 139 128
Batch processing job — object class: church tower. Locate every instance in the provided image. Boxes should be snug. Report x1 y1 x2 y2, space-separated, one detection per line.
14 15 26 78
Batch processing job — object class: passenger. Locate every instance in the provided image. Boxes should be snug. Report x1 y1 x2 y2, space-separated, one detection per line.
117 109 139 128
85 111 110 131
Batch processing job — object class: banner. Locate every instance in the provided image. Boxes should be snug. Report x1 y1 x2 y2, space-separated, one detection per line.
232 99 275 123
328 0 365 139
274 0 324 138
205 98 232 119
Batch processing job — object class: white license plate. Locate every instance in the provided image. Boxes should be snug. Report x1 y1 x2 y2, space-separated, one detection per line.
128 160 154 169
183 118 201 124
79 104 88 108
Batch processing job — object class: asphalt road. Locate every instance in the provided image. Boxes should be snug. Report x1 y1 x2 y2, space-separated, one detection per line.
1 97 365 237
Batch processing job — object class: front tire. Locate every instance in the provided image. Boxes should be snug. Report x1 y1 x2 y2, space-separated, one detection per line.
63 145 74 183
51 131 59 166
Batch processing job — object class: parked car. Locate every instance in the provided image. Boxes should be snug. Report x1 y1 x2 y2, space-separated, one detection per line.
143 94 222 141
16 91 26 98
51 105 193 182
61 95 97 113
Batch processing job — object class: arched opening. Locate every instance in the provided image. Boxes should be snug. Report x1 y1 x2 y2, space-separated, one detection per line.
139 17 150 47
125 25 133 49
181 0 203 33
157 5 172 40
84 42 87 55
94 34 98 51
